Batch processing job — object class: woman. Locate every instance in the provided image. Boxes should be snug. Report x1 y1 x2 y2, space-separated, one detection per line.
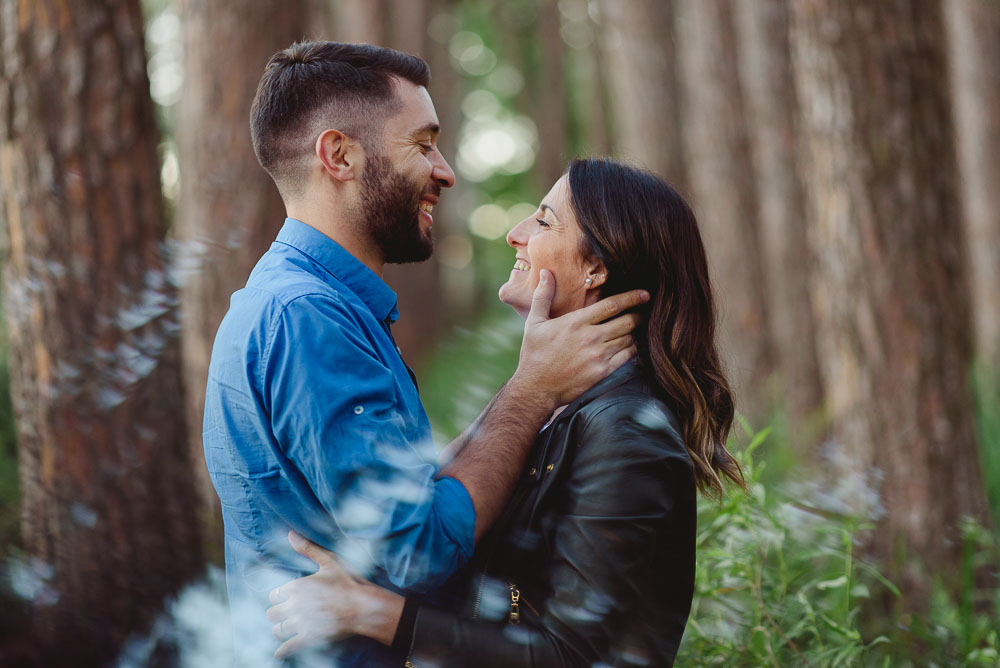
267 158 745 666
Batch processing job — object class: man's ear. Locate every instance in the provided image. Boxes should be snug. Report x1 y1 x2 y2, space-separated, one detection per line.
315 129 359 182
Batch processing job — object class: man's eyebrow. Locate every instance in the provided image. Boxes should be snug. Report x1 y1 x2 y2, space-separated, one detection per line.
411 122 440 138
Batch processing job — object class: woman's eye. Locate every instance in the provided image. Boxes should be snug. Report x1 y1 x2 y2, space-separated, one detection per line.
536 218 549 228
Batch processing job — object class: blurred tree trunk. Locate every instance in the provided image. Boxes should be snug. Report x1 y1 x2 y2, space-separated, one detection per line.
598 0 687 190
944 0 1000 363
333 0 445 369
562 0 611 156
420 1 477 326
790 0 990 604
533 0 567 187
675 0 772 419
733 0 824 435
0 0 202 663
335 0 387 40
490 0 568 192
175 0 315 559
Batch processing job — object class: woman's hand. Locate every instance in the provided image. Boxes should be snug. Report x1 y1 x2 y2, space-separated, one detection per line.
266 531 405 658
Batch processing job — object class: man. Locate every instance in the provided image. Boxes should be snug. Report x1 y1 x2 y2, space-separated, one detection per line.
203 41 645 666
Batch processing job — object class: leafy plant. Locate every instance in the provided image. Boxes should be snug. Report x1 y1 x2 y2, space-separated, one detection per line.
677 426 1000 667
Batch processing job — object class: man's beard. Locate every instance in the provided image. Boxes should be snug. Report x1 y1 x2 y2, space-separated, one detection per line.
360 154 434 264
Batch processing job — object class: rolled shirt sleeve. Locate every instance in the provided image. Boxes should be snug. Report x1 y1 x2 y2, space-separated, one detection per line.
263 292 475 592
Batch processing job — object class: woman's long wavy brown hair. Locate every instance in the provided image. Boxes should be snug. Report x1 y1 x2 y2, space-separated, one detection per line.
567 157 745 497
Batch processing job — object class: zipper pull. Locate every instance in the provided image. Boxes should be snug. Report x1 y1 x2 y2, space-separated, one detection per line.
507 582 521 624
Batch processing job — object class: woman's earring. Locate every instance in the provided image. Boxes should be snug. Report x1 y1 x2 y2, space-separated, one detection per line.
585 277 593 286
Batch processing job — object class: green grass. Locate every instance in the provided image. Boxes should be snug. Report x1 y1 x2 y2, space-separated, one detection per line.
972 362 1000 523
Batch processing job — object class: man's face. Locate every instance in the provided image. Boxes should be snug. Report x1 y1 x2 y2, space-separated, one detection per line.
360 81 455 265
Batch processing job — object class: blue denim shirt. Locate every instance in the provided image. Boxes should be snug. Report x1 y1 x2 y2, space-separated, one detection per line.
203 218 475 666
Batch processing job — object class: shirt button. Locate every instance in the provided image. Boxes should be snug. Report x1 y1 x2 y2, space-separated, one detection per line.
528 467 537 476
353 406 364 415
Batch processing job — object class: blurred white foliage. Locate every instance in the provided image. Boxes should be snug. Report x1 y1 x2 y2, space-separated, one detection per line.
7 554 58 606
115 566 233 668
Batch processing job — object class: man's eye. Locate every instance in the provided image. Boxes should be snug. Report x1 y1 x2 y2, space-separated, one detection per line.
419 143 433 153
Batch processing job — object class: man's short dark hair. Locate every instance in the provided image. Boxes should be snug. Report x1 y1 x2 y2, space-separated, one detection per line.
250 41 430 196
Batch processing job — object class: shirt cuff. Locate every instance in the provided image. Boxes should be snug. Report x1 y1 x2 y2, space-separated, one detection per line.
434 475 476 561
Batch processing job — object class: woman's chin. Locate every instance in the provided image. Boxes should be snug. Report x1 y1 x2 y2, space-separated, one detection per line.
498 284 530 320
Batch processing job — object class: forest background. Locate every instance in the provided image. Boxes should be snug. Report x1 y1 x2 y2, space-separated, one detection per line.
1 0 999 665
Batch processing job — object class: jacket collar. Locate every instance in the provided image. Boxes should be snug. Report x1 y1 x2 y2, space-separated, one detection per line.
275 218 399 324
556 359 644 419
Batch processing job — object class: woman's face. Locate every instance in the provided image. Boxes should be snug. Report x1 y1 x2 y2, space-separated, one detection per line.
498 175 604 319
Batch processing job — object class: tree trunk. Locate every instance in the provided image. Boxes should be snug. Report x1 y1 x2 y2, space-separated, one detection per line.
174 0 315 559
533 0 568 188
944 0 1000 363
333 0 446 369
0 0 202 663
790 0 990 604
675 0 772 419
563 0 612 156
597 0 687 190
733 0 824 435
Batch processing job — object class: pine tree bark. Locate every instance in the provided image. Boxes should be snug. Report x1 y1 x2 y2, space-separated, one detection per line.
790 0 990 603
733 0 824 433
598 0 687 189
0 0 202 662
944 0 1000 362
675 0 772 418
174 0 314 557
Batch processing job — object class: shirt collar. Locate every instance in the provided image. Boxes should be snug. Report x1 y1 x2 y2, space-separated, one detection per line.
275 218 399 324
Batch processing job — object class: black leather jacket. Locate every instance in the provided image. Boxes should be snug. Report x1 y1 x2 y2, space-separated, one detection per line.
402 362 697 667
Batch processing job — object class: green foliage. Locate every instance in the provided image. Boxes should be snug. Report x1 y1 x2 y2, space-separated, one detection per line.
677 426 1000 667
972 362 1000 522
419 307 523 442
677 427 893 666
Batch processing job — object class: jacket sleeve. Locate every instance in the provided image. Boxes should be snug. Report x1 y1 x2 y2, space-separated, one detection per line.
406 399 691 667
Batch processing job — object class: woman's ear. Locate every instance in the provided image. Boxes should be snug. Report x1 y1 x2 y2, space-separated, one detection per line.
315 129 358 182
584 262 607 290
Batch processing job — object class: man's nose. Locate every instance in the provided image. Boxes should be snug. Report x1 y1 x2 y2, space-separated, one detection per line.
431 150 456 188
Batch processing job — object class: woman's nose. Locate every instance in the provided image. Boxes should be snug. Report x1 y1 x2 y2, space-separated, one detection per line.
506 218 530 248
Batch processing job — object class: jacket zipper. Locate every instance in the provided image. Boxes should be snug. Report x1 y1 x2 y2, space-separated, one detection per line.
472 424 555 620
470 558 492 620
507 582 521 624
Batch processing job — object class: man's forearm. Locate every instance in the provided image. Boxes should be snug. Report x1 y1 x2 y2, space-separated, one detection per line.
439 372 556 542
